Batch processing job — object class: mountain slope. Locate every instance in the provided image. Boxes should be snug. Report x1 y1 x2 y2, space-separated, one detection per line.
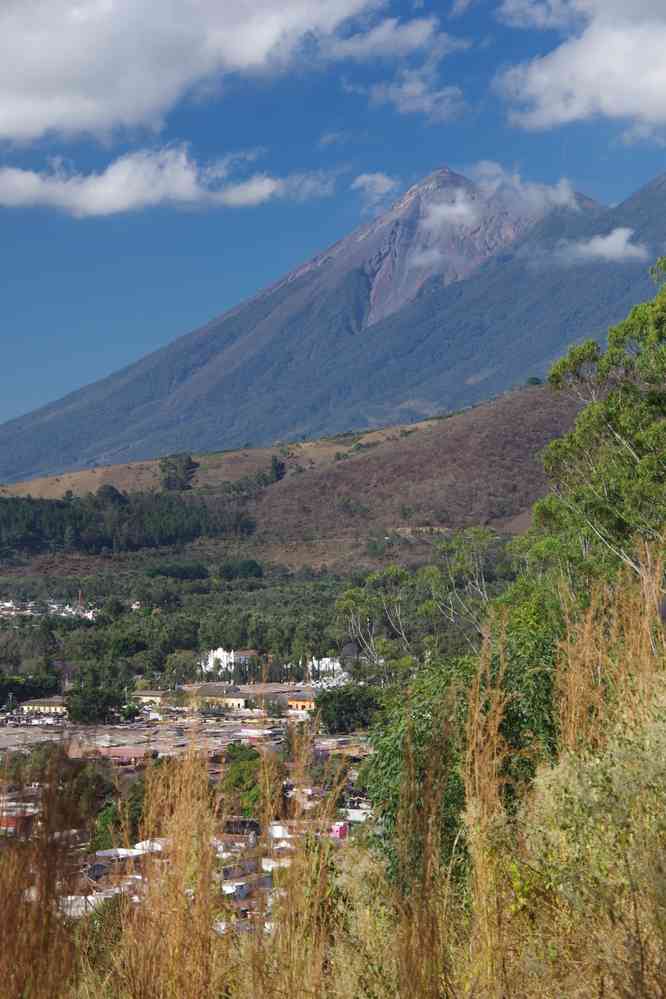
0 168 662 483
0 385 581 575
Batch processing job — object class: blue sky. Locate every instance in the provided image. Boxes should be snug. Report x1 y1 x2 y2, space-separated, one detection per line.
1 0 665 424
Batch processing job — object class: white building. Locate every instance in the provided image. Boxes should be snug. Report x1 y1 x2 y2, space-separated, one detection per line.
199 648 258 675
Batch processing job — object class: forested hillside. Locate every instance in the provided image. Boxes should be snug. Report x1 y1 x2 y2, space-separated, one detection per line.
0 385 579 573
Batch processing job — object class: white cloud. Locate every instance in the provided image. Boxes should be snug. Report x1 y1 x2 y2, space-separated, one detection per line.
467 160 578 216
217 175 286 208
408 246 444 270
351 171 400 210
421 190 480 229
450 0 477 15
324 16 443 60
282 171 339 202
554 227 650 265
0 146 337 216
366 60 466 121
342 18 468 122
496 1 666 135
0 0 397 141
498 0 579 29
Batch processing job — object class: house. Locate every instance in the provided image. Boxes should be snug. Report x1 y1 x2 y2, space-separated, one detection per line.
20 696 68 718
287 689 316 714
0 805 38 838
192 683 250 711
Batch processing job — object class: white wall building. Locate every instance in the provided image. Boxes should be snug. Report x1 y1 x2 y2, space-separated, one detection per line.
199 648 258 676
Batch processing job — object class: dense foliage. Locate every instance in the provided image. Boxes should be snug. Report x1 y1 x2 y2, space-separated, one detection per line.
538 269 666 577
0 487 254 555
315 686 382 734
221 742 264 817
158 453 199 491
356 264 666 870
0 672 57 709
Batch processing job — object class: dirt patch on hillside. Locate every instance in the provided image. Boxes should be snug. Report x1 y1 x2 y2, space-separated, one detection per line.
251 386 579 540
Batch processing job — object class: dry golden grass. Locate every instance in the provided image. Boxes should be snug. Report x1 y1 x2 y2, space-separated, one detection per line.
0 752 84 999
3 556 666 998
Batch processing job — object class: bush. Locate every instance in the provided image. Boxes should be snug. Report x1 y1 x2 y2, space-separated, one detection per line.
315 685 381 734
145 561 210 581
220 559 263 581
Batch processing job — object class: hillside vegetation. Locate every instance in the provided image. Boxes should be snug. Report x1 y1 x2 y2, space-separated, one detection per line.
0 386 579 573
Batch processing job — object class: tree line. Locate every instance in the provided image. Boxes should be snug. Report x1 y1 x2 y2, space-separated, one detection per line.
0 485 255 555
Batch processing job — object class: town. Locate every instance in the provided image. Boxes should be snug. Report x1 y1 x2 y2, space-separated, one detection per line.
0 673 372 934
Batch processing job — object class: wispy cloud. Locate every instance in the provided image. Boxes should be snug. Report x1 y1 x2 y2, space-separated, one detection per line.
554 227 650 265
324 16 443 60
319 130 355 148
408 246 444 270
361 57 466 121
343 17 469 122
351 171 400 211
467 160 578 216
497 0 579 29
450 0 478 16
421 190 480 229
0 146 337 217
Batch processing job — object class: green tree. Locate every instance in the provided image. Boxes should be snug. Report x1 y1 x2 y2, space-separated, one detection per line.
163 649 199 685
158 453 199 491
543 261 666 576
270 455 286 482
336 566 417 681
315 685 381 734
66 682 123 724
222 742 263 817
66 660 133 723
363 660 472 880
417 528 510 651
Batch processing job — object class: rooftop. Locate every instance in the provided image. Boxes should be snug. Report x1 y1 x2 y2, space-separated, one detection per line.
21 696 66 707
193 684 243 697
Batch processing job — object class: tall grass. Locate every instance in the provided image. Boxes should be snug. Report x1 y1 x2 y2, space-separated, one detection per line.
3 561 666 997
0 749 82 999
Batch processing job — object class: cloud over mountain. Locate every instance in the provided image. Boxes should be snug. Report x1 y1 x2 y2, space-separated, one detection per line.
468 161 578 217
3 161 664 486
351 171 400 210
555 227 650 265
